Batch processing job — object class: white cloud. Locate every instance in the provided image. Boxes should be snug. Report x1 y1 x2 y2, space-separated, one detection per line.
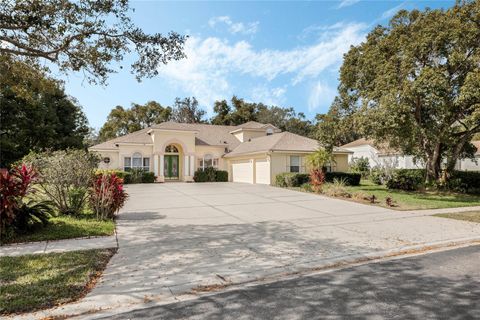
251 86 287 106
381 2 406 20
308 82 337 112
208 16 259 35
337 0 361 9
157 22 367 113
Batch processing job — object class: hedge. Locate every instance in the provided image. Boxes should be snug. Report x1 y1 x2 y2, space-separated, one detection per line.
274 173 309 187
446 171 480 194
215 170 229 182
385 169 425 191
325 172 361 186
95 169 156 184
194 168 228 182
275 172 361 187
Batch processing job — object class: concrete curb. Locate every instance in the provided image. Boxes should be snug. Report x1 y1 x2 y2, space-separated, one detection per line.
55 236 480 320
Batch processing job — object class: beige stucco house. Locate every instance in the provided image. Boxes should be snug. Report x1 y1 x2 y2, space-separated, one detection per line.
89 121 353 185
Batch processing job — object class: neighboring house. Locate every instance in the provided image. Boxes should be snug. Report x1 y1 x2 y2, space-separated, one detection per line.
89 121 353 185
342 138 480 171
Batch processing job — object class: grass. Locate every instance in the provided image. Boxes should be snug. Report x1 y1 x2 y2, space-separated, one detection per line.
1 214 115 245
342 180 480 210
434 211 480 223
0 248 116 315
291 179 480 210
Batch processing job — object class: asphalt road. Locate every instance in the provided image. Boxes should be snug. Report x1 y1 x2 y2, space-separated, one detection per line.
105 245 480 320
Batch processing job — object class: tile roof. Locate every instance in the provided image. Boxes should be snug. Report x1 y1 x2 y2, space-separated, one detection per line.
89 128 152 150
151 121 242 148
224 132 352 157
341 138 376 148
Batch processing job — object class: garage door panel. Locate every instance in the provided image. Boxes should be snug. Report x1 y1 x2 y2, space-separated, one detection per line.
232 160 253 183
255 159 270 184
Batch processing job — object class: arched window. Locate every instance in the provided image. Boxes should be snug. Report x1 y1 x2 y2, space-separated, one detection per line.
165 144 179 153
266 128 274 136
204 154 213 168
124 152 150 171
132 152 142 168
198 154 219 170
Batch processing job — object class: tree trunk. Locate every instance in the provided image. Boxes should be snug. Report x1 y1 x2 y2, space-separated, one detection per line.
425 143 441 185
444 135 470 179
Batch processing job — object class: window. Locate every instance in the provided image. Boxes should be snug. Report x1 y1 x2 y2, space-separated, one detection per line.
204 154 213 168
124 153 150 171
103 157 110 164
198 154 219 170
132 152 142 168
290 156 300 173
124 157 132 171
165 145 179 153
266 128 274 136
143 158 150 171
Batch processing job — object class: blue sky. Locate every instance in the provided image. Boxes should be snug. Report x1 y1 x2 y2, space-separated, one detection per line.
59 0 454 129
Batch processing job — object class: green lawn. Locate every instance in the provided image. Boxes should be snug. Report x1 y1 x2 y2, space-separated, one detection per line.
0 249 116 315
434 211 480 223
2 214 115 245
343 180 480 210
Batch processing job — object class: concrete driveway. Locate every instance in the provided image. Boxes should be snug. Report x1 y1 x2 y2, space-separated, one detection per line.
44 183 480 319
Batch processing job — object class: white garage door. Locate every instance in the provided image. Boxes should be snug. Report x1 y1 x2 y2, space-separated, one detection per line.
255 159 270 184
232 160 253 183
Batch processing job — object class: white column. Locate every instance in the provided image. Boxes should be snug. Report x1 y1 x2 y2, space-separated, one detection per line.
190 155 195 176
159 155 164 177
153 155 159 176
184 155 189 176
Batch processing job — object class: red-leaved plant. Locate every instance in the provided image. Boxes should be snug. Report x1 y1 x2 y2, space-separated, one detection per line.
0 165 39 237
90 173 128 220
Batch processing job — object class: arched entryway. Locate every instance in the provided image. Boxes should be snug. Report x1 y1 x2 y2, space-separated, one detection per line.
164 144 181 180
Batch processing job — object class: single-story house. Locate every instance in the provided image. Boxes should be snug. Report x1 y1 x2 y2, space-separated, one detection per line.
342 138 480 171
89 121 353 184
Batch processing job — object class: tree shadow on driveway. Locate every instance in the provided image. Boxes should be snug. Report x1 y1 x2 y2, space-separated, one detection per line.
105 245 480 320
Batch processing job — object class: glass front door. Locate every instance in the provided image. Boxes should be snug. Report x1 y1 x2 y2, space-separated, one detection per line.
164 155 179 180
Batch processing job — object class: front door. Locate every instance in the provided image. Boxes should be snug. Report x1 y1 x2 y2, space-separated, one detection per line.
164 155 179 180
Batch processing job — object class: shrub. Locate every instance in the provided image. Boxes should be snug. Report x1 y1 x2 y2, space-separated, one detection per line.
193 169 209 182
127 168 144 184
0 165 51 239
370 168 386 185
89 173 128 220
443 171 480 194
349 157 370 178
141 171 155 183
325 172 361 186
95 169 132 184
22 150 99 215
274 173 309 187
204 167 217 181
215 170 228 182
323 178 351 198
385 169 425 191
352 191 369 201
194 168 229 182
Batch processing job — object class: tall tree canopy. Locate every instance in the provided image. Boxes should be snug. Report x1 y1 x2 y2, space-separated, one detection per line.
0 0 187 86
315 98 361 152
337 0 480 183
0 59 89 167
171 97 206 124
210 96 315 137
99 101 172 141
